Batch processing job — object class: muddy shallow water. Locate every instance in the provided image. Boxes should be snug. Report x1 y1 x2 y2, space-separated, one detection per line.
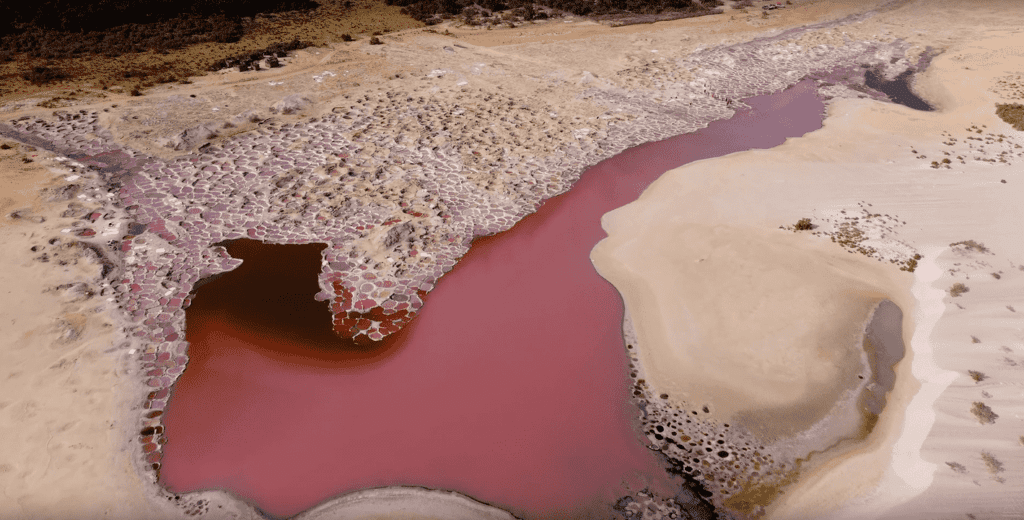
160 79 829 519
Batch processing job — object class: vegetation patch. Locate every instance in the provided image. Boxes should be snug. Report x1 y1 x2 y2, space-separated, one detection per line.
970 401 998 424
950 240 989 253
386 0 723 26
968 370 987 383
995 102 1024 131
980 451 1005 482
0 0 422 100
948 282 969 297
208 39 310 72
945 461 967 474
793 217 813 231
22 65 68 85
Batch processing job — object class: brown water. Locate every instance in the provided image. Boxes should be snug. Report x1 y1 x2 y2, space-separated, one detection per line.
159 79 828 519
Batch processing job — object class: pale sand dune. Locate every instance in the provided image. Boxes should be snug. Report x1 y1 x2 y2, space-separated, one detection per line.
592 18 1024 520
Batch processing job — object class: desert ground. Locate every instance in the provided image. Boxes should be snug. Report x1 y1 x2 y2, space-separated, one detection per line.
1 0 1023 518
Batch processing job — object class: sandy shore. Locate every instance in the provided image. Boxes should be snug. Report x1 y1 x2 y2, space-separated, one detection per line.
593 4 1024 517
2 0 1023 517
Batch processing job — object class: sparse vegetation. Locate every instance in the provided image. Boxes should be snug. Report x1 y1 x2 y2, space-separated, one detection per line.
22 65 68 85
0 0 424 101
980 451 1005 480
387 0 723 26
902 253 922 273
971 401 998 424
949 282 969 297
971 335 981 343
946 461 968 474
341 33 355 41
968 370 987 383
995 102 1024 131
208 38 309 71
369 36 384 44
950 240 989 253
794 217 813 231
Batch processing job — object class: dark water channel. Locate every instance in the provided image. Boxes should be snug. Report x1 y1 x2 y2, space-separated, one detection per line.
864 68 935 111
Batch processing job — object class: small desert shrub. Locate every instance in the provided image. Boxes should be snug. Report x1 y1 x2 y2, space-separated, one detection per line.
369 36 383 45
794 217 813 230
968 370 987 383
980 451 1004 476
950 240 989 253
0 143 12 150
995 103 1024 131
341 34 354 42
971 335 981 343
971 401 998 424
130 87 142 96
949 283 969 297
945 461 967 474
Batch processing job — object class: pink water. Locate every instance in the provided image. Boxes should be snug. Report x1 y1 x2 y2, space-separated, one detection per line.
159 79 826 519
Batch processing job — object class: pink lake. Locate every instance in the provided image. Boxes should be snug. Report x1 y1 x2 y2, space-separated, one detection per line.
159 79 826 519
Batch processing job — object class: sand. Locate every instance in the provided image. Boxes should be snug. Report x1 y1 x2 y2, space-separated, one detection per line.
2 0 1023 517
592 5 1024 517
